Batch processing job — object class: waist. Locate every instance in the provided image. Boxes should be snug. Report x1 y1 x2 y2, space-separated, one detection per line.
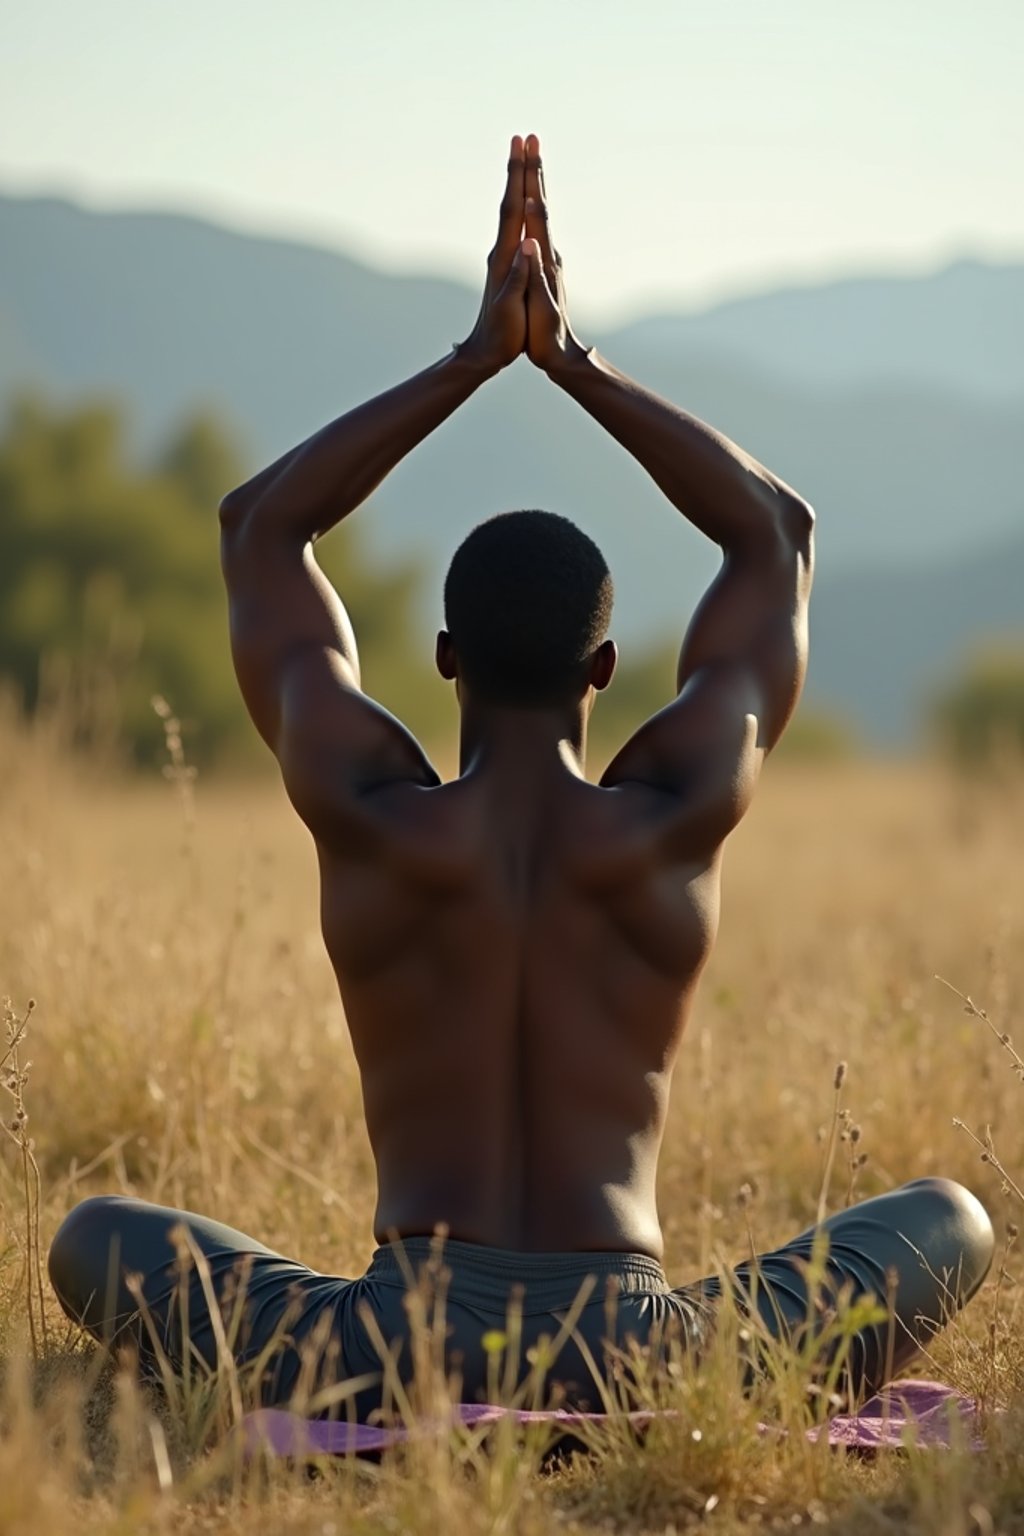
365 1235 669 1312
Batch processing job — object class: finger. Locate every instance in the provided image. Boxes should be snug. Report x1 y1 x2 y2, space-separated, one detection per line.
492 135 526 268
522 237 555 304
525 197 559 285
524 134 556 272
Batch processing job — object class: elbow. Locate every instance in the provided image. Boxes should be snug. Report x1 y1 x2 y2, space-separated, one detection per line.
778 490 815 552
218 485 253 534
217 488 256 577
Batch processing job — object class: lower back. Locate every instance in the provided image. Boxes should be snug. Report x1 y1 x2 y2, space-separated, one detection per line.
319 777 712 1256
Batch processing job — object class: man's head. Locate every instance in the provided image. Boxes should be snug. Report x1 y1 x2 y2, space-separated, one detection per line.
437 510 616 708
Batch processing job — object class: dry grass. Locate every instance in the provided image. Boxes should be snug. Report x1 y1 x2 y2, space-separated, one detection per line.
1 699 1024 1532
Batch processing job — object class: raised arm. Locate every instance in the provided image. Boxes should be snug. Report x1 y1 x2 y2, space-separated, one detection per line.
220 138 533 837
520 136 814 846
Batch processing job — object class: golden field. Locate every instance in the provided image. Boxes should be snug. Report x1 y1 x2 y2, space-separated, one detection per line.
1 701 1023 1535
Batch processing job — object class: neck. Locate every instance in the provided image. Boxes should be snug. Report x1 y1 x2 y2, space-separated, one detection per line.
457 696 589 779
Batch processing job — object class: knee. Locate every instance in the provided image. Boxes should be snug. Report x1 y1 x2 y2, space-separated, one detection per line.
48 1195 126 1316
898 1177 995 1299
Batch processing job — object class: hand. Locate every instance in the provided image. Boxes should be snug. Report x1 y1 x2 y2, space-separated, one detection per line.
459 136 531 373
522 135 587 375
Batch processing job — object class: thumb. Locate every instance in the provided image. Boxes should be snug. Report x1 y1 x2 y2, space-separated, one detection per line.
521 236 544 284
505 237 534 289
520 237 555 305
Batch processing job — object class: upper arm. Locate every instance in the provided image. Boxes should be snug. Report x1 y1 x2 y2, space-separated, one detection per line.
220 508 438 842
602 499 814 848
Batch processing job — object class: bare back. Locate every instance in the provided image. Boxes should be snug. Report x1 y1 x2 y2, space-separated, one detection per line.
218 139 813 1262
317 765 720 1256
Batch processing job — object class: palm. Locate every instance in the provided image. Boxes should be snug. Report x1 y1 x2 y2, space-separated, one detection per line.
520 137 579 371
526 259 567 369
461 134 581 374
461 137 529 371
483 266 527 361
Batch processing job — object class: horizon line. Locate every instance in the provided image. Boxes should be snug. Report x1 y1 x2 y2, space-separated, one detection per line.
3 179 1023 330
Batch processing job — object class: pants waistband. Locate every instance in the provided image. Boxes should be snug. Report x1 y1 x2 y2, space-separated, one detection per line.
365 1236 669 1312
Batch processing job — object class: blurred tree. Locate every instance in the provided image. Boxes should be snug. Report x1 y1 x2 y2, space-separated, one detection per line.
932 644 1024 771
2 395 866 775
773 709 858 762
155 412 244 513
0 395 439 766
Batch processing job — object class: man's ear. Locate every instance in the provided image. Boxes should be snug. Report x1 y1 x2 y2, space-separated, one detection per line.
589 638 617 693
436 629 458 682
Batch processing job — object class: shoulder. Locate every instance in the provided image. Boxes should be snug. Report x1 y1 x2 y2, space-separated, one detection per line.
276 648 443 855
552 775 720 895
312 775 488 902
599 665 764 859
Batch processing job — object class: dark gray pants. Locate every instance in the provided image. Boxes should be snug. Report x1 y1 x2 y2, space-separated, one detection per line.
48 1178 993 1417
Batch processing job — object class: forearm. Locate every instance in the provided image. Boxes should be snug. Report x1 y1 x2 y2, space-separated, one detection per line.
219 347 495 543
550 347 811 552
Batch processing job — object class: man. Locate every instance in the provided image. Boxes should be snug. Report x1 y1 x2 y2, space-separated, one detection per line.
50 135 992 1415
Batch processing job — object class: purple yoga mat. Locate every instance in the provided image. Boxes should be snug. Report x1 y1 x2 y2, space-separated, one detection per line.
241 1378 985 1458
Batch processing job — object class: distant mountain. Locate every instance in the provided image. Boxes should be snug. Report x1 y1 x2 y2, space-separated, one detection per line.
807 529 1024 744
607 260 1024 401
1 191 1021 742
0 195 473 448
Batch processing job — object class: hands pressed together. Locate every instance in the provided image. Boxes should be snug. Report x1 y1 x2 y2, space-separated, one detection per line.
461 134 587 377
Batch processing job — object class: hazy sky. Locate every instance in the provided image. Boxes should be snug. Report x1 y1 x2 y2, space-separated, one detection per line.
4 0 1022 323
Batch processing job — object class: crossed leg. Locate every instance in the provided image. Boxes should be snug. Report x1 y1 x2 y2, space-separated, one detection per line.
679 1178 995 1399
49 1179 995 1413
47 1195 359 1405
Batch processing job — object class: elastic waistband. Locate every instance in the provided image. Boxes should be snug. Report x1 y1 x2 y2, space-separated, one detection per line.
365 1236 669 1313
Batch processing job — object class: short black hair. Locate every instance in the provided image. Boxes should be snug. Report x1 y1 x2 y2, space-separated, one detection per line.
443 510 613 705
